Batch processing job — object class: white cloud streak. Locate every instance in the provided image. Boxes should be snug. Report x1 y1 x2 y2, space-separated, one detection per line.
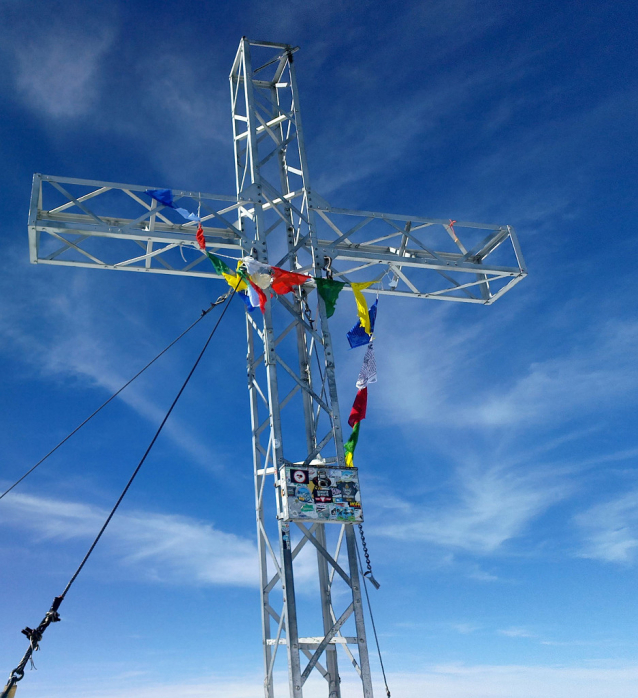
378 309 638 431
19 664 638 698
1 492 258 587
375 459 571 553
575 489 638 564
0 270 223 471
3 12 116 119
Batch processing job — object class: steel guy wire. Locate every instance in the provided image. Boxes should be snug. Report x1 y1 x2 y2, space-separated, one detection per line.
1 289 237 698
0 293 230 502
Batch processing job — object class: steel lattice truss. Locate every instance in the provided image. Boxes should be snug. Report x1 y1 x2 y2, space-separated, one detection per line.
27 38 527 698
29 178 525 304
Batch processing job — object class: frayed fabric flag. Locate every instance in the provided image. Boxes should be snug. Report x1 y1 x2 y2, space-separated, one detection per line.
347 299 377 349
175 207 199 221
246 281 260 310
242 257 271 277
202 251 248 292
145 188 174 207
351 281 374 334
223 271 248 293
242 257 273 290
196 224 206 251
348 387 368 428
248 278 268 313
250 272 272 290
344 421 360 468
356 342 377 390
242 257 271 275
205 251 230 277
239 291 256 312
315 278 345 318
145 189 199 221
270 267 311 295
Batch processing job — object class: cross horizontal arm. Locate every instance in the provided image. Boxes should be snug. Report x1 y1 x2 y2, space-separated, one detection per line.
29 174 526 304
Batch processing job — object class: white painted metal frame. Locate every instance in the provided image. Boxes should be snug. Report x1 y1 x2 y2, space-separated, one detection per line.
26 37 527 698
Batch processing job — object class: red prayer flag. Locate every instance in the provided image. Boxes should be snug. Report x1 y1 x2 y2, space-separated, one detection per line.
196 224 206 251
270 266 311 295
348 387 368 427
249 278 268 313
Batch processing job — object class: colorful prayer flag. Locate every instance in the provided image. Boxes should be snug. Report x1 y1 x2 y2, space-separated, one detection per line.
347 299 377 349
241 257 272 290
242 257 271 277
144 189 199 221
356 342 377 389
145 189 174 208
271 267 312 295
348 388 368 428
239 291 256 312
175 207 200 221
351 281 374 334
315 278 345 318
223 271 248 292
344 421 360 468
196 224 206 251
202 251 248 292
248 278 268 313
204 251 230 275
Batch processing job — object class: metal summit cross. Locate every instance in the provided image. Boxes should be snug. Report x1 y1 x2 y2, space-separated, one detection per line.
27 38 526 698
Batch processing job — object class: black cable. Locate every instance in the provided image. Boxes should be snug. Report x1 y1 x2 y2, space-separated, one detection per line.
0 295 228 503
60 289 235 599
1 289 236 697
356 538 391 698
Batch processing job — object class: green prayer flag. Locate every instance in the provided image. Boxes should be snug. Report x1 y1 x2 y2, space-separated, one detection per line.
206 252 231 276
344 421 360 467
315 278 346 318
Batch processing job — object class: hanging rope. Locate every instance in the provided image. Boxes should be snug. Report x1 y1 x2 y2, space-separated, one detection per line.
0 289 237 698
356 537 391 698
0 292 230 503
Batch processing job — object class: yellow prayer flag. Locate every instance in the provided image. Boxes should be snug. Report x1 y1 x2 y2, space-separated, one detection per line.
350 282 374 334
222 272 248 292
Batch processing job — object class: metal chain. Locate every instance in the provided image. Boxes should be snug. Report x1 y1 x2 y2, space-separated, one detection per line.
358 524 373 575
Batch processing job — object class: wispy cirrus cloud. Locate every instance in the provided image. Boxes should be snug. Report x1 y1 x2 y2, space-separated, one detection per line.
0 268 225 472
1 491 258 587
375 459 571 554
1 5 117 119
378 309 638 431
498 627 537 639
574 489 638 564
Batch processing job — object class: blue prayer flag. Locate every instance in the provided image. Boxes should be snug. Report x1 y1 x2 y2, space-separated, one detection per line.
175 207 200 222
239 291 256 312
145 189 175 208
347 299 377 349
145 190 199 221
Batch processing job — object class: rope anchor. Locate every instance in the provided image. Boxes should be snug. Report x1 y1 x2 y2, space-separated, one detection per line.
1 597 62 698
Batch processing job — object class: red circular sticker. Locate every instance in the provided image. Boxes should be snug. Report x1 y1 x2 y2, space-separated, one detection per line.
292 469 307 483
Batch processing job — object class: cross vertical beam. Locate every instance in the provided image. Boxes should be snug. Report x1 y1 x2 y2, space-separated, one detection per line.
231 38 374 698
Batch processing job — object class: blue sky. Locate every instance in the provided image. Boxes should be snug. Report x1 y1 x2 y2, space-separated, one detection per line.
1 0 638 696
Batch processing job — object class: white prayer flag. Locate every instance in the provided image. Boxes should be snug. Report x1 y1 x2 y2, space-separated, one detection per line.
356 342 377 390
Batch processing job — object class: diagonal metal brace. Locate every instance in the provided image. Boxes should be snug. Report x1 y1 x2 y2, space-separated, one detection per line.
301 603 354 685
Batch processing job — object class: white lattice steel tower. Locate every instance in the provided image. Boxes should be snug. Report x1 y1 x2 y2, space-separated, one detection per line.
27 38 527 698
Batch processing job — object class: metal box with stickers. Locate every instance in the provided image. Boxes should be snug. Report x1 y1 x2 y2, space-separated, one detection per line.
281 464 363 523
